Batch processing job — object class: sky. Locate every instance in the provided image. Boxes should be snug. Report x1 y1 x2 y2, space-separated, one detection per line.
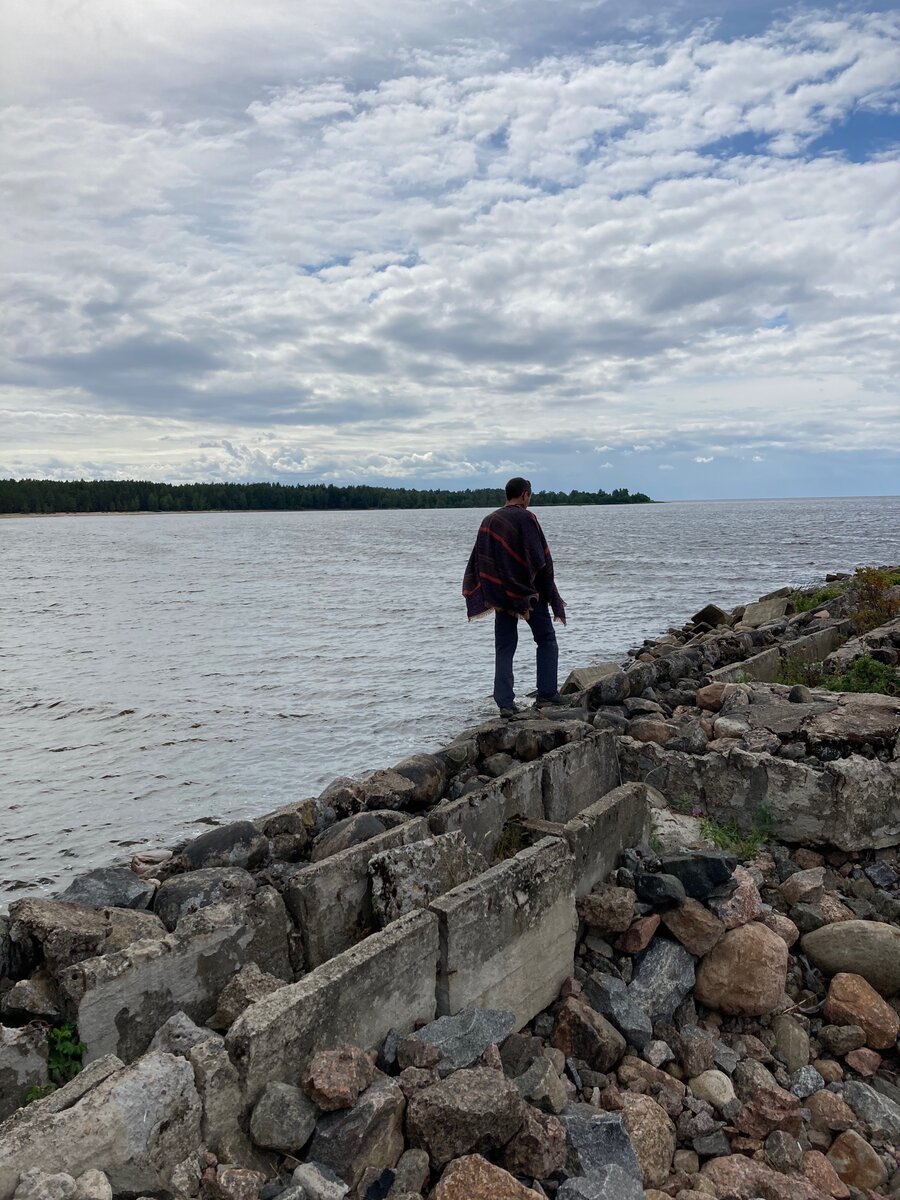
1 1 898 500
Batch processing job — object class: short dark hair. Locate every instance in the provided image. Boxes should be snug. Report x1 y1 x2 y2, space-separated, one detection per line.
505 477 532 500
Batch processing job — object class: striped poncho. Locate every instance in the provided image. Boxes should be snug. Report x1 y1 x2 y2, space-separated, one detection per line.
463 505 566 623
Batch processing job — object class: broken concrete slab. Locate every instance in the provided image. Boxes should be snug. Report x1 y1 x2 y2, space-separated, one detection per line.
0 1051 201 1200
428 764 544 862
803 692 900 747
561 783 650 897
709 647 782 684
285 818 430 968
227 909 439 1104
541 731 619 824
369 832 487 925
0 1023 48 1121
429 837 576 1028
58 888 292 1064
616 737 900 850
742 597 790 628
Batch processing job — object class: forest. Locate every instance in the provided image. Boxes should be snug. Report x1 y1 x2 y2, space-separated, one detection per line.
0 478 653 514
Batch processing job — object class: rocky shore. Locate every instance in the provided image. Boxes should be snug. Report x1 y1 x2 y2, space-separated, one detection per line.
1 567 898 1200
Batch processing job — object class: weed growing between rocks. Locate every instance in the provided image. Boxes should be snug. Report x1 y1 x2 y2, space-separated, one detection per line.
847 567 900 634
777 654 898 696
699 807 776 861
23 1022 85 1104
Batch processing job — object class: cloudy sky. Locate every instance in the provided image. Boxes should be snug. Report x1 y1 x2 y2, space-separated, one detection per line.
2 1 898 499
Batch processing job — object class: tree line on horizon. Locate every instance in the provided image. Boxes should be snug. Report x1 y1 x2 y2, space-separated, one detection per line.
0 477 653 514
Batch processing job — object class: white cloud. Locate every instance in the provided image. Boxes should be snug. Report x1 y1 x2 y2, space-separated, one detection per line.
658 463 675 470
1 6 899 489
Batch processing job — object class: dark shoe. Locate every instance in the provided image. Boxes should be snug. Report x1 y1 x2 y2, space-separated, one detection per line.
498 705 521 718
535 693 566 708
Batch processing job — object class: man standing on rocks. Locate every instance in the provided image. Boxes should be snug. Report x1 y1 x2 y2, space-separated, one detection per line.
463 477 567 717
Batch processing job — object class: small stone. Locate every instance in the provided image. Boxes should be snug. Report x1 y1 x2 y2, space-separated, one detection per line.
732 1084 802 1138
807 1090 856 1132
790 1065 824 1099
661 900 725 957
827 1128 888 1190
308 1076 406 1189
706 866 763 929
772 1013 810 1074
756 909 800 948
390 1148 429 1196
643 1040 674 1068
551 998 627 1073
303 1045 375 1111
501 1106 567 1179
399 1008 516 1077
780 868 826 907
556 1166 643 1199
694 922 788 1017
689 1069 737 1115
615 914 661 953
619 1092 676 1188
514 1057 567 1115
13 1173 77 1200
578 886 636 937
406 1068 525 1168
844 1047 881 1076
842 1079 900 1140
634 873 687 908
823 972 900 1050
290 1162 349 1200
811 1058 842 1084
210 1167 267 1200
765 1129 804 1173
432 1154 542 1199
819 1024 866 1057
211 962 284 1031
249 1081 318 1152
802 1150 850 1199
733 1059 779 1102
657 853 736 900
72 1173 111 1200
674 1027 716 1077
582 973 653 1050
627 937 696 1023
559 1107 643 1182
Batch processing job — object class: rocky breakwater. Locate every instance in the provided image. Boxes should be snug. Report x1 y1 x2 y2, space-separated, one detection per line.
0 566 898 1200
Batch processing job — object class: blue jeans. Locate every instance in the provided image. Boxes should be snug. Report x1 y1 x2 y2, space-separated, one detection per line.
494 604 558 709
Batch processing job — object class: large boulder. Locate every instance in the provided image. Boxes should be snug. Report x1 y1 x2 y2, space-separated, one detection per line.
152 867 256 931
183 820 268 870
0 1052 201 1199
310 811 407 862
390 753 449 808
694 922 788 1016
58 869 153 911
801 921 900 996
406 1067 524 1168
7 900 164 974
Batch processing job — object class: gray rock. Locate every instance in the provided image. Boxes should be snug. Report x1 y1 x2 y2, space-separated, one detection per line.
389 1149 429 1196
13 1172 76 1200
765 1129 803 1173
657 852 736 900
398 1007 515 1077
819 1024 866 1056
734 1059 779 1101
790 1066 824 1099
291 1162 350 1200
212 961 286 1031
2 971 61 1021
153 867 256 931
406 1067 524 1168
6 899 163 974
72 1171 112 1200
627 937 696 1022
185 1034 249 1162
556 1166 643 1200
692 1130 731 1157
183 820 268 870
309 1075 406 1188
586 671 629 708
148 1011 210 1056
311 813 396 862
58 869 153 911
582 973 653 1050
634 872 686 907
843 1080 900 1140
369 834 486 925
250 1081 318 1153
559 1106 642 1181
514 1057 568 1115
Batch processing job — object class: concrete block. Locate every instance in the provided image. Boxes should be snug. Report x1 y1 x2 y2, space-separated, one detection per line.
562 783 651 897
427 763 543 861
783 622 851 665
561 663 621 694
429 837 577 1029
541 730 619 823
227 910 439 1104
742 597 789 627
709 647 782 684
285 817 429 968
58 889 292 1064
